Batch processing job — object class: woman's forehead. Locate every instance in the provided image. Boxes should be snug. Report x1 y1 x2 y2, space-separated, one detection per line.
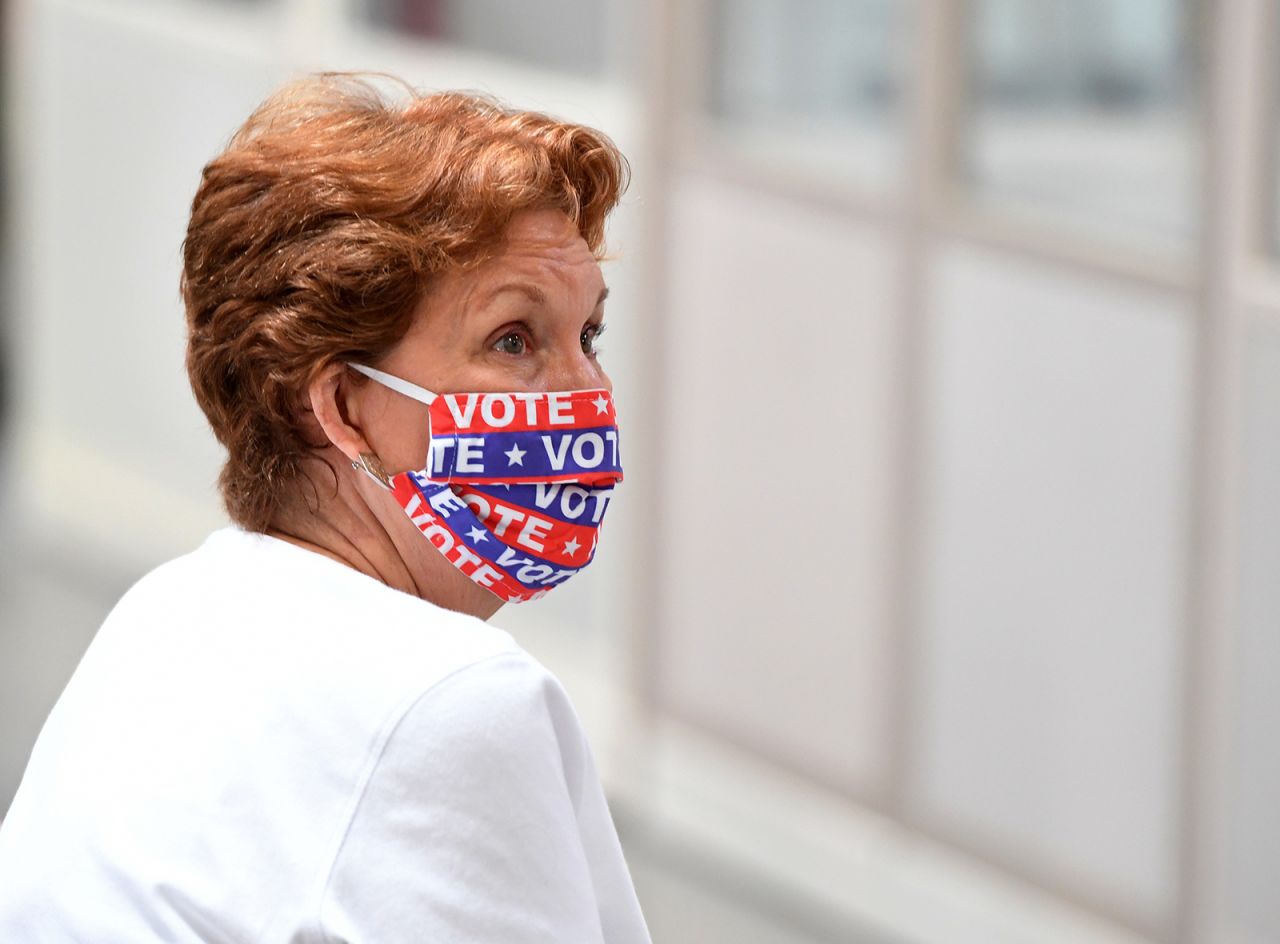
493 212 596 265
471 215 602 294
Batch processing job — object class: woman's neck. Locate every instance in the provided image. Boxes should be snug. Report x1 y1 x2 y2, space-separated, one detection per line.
265 454 504 621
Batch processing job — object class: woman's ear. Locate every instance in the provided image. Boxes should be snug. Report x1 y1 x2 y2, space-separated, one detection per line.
307 363 373 464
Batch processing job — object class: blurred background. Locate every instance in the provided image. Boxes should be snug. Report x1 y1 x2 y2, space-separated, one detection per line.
1 0 1277 942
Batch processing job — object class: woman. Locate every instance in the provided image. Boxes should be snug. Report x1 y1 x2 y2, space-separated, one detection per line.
0 74 650 943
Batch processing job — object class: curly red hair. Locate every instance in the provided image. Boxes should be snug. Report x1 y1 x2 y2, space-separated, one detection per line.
181 73 630 532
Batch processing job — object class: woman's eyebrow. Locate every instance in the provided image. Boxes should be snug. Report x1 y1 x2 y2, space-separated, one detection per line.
486 283 547 305
484 283 610 307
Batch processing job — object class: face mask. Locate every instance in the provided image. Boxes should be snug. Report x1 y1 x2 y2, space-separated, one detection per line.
347 363 622 604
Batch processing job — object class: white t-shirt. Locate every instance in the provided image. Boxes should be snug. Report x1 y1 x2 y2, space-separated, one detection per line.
0 527 651 943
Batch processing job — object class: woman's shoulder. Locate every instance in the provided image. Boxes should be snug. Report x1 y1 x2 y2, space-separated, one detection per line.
339 644 595 831
315 641 628 942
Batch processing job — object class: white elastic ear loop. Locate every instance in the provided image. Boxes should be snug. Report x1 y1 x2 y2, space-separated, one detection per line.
347 362 437 405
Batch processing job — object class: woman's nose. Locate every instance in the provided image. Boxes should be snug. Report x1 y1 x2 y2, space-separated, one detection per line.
548 349 610 392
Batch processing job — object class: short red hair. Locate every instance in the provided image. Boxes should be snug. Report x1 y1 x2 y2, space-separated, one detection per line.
181 73 630 531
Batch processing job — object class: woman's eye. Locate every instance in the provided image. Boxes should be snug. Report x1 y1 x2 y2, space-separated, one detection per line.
493 332 527 355
581 322 607 356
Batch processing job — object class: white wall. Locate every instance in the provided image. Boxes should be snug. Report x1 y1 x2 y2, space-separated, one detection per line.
9 0 285 569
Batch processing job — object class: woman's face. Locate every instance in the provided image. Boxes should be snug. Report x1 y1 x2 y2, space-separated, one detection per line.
360 207 612 476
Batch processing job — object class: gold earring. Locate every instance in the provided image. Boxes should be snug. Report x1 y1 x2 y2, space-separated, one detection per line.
351 451 393 490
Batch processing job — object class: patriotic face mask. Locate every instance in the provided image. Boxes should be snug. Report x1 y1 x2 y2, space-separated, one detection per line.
347 363 622 604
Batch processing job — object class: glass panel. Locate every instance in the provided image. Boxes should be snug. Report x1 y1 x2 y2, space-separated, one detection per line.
961 0 1200 254
358 0 609 77
704 0 907 188
909 244 1190 922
